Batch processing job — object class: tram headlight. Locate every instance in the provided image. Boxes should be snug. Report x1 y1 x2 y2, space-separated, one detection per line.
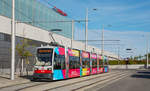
35 68 39 70
47 68 51 70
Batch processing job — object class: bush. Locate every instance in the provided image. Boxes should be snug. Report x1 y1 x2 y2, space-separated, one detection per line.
108 60 149 65
108 60 119 65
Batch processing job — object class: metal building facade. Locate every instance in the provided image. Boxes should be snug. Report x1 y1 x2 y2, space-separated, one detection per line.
0 0 72 38
0 0 72 74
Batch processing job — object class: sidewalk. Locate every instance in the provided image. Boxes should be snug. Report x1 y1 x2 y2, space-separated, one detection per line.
0 72 33 88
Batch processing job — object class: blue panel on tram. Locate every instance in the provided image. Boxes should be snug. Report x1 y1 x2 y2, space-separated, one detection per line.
53 70 64 80
54 47 59 55
104 67 108 72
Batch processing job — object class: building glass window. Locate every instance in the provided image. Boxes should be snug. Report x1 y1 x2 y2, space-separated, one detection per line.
0 0 72 38
0 33 4 41
4 34 11 42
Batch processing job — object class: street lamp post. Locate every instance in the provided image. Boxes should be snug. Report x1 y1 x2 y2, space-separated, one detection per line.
101 25 112 66
85 8 97 51
142 35 149 69
118 44 120 64
71 20 74 48
11 0 15 80
85 8 88 51
102 24 104 66
146 39 149 69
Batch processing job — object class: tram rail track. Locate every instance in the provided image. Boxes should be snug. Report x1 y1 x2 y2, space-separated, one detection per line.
0 70 129 91
0 71 114 91
73 72 131 91
28 71 129 91
0 82 32 89
17 71 118 91
18 71 115 91
83 74 130 91
0 80 49 91
44 71 131 91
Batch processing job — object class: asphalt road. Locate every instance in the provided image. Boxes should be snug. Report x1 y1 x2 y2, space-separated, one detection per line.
90 69 150 91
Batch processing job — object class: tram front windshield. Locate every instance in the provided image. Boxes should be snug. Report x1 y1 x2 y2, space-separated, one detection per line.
35 48 53 66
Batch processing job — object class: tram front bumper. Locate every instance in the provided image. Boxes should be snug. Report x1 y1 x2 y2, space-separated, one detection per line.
33 73 53 79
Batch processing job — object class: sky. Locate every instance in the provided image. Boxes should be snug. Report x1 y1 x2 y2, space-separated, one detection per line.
38 0 150 58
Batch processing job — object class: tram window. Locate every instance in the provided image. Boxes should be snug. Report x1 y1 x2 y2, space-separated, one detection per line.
76 60 80 69
61 60 66 69
69 56 80 69
54 53 65 70
99 59 104 67
99 59 102 66
92 59 97 68
82 58 90 68
104 60 108 65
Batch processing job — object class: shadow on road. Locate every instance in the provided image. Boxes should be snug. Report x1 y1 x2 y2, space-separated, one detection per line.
137 71 150 74
20 75 33 80
131 70 150 79
131 74 150 79
20 75 53 82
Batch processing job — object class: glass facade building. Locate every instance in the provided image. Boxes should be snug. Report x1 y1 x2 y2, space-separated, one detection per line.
0 0 72 38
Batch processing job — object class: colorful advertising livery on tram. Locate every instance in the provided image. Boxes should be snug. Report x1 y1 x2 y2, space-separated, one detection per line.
33 46 109 80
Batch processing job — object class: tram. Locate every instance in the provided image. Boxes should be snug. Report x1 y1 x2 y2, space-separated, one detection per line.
33 46 109 80
81 51 90 76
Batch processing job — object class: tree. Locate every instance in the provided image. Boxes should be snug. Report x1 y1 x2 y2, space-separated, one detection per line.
16 39 33 76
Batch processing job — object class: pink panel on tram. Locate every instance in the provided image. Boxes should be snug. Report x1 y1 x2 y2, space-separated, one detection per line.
98 55 101 60
87 68 90 75
68 68 80 78
62 69 66 79
99 67 104 73
82 52 90 58
68 49 72 56
91 54 97 59
97 68 101 73
97 69 100 73
59 47 65 55
92 68 97 74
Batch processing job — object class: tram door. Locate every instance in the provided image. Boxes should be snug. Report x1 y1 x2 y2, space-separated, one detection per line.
98 55 103 73
53 47 66 80
68 49 80 78
81 51 90 76
97 55 100 73
104 56 108 72
91 53 97 74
